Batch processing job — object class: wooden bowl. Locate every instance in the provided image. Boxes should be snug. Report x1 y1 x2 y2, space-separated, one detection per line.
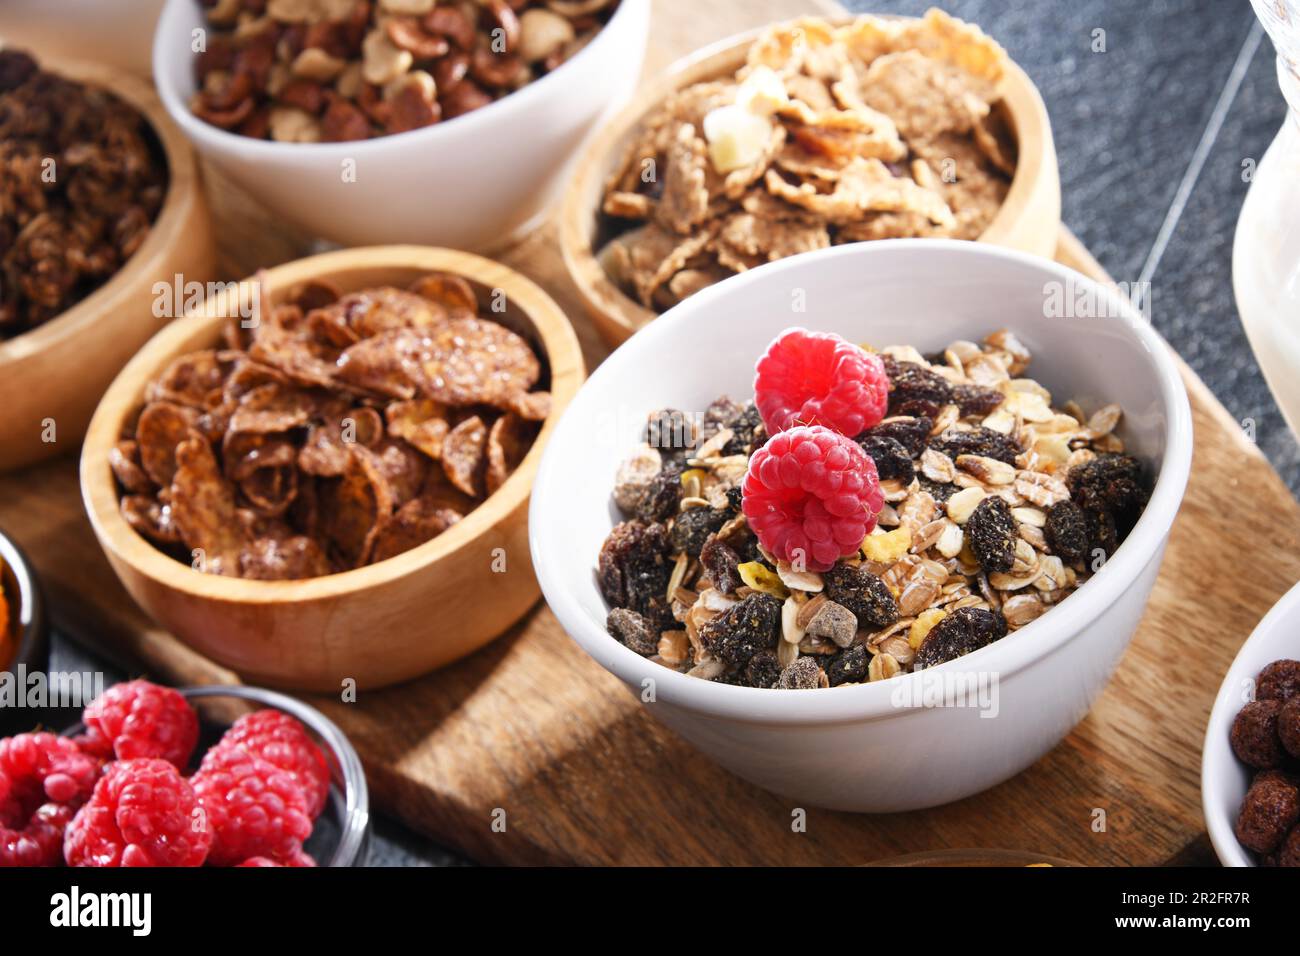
80 246 585 692
560 17 1062 347
0 54 215 471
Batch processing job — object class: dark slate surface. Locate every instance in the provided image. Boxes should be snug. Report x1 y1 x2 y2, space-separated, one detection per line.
37 0 1300 867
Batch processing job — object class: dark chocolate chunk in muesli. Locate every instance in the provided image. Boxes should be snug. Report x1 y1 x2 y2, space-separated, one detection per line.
606 607 660 657
823 565 899 629
915 607 1007 670
855 435 914 483
1044 499 1089 564
827 644 869 686
699 592 782 666
929 426 1020 465
861 416 932 458
597 520 674 625
670 505 729 557
966 496 1016 573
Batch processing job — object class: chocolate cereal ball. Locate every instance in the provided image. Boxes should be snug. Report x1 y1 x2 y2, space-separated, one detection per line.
1235 770 1300 855
1257 659 1300 702
1279 697 1300 761
1230 699 1285 769
1277 825 1300 867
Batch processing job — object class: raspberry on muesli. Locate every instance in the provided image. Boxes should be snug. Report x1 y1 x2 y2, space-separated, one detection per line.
597 326 1151 689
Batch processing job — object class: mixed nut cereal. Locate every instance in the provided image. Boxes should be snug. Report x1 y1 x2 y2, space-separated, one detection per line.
112 272 550 579
1230 658 1300 866
597 10 1014 312
597 327 1150 689
0 49 167 338
189 0 621 142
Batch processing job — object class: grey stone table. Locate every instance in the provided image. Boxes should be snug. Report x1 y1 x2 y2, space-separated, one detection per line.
46 0 1300 865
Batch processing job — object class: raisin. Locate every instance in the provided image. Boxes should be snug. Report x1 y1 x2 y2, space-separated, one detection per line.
952 383 1004 417
929 427 1021 465
1084 506 1117 560
606 607 659 656
966 496 1016 573
1231 700 1285 769
823 565 899 629
915 607 1007 669
918 476 956 504
722 402 764 456
670 505 728 557
1044 499 1088 564
883 357 953 414
1067 454 1147 530
597 520 673 625
862 416 932 458
635 463 683 522
1258 660 1300 702
855 435 914 483
644 408 697 453
894 398 943 420
724 485 743 514
701 396 744 439
777 656 823 689
745 649 782 688
700 534 743 593
827 644 868 686
699 592 782 666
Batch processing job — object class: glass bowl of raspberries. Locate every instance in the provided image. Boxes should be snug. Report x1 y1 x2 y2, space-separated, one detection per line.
0 680 368 867
1203 581 1300 867
530 239 1193 812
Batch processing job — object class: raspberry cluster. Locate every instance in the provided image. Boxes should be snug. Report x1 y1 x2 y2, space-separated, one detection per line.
746 328 890 569
0 680 331 868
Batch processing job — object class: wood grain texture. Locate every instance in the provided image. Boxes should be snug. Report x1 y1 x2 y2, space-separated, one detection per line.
0 0 1296 866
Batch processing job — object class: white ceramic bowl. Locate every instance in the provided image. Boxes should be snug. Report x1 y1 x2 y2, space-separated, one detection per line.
152 0 649 249
0 0 165 76
1202 580 1300 866
530 240 1193 812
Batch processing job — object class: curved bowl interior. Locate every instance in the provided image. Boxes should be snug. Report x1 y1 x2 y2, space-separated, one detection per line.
532 239 1193 726
0 528 47 675
1202 579 1300 867
62 685 370 866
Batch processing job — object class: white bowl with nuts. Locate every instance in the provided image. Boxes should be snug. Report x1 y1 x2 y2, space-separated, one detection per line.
152 0 649 249
530 239 1192 812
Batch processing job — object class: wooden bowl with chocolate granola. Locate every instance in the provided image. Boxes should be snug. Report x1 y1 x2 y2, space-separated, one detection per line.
560 9 1061 347
80 246 583 692
0 49 215 471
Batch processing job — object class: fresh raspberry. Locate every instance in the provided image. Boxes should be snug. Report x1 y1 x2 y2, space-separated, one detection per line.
753 328 889 437
83 680 199 770
64 758 212 867
740 425 883 572
192 746 313 866
215 711 330 819
0 732 101 866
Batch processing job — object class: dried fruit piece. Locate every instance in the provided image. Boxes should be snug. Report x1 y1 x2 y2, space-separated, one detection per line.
855 434 914 483
744 648 783 688
606 607 660 657
965 495 1016 573
635 463 684 522
862 416 932 457
670 506 729 558
699 592 782 666
777 656 823 689
884 358 952 413
700 534 743 594
952 383 1003 417
804 600 858 648
929 426 1020 465
1044 499 1088 564
597 520 674 626
827 643 868 686
915 606 1006 669
822 564 899 629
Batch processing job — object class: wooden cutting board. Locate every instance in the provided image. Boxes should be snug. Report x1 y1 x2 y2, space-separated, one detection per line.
1 0 1296 867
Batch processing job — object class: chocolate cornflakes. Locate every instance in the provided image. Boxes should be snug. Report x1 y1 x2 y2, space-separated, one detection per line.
597 9 1014 312
116 273 549 579
0 50 167 338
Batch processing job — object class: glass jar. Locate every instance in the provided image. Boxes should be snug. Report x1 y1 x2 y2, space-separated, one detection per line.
1235 1 1300 436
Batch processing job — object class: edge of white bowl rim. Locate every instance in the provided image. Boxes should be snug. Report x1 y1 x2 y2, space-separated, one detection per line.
531 238 1194 726
1202 579 1300 866
151 0 648 158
